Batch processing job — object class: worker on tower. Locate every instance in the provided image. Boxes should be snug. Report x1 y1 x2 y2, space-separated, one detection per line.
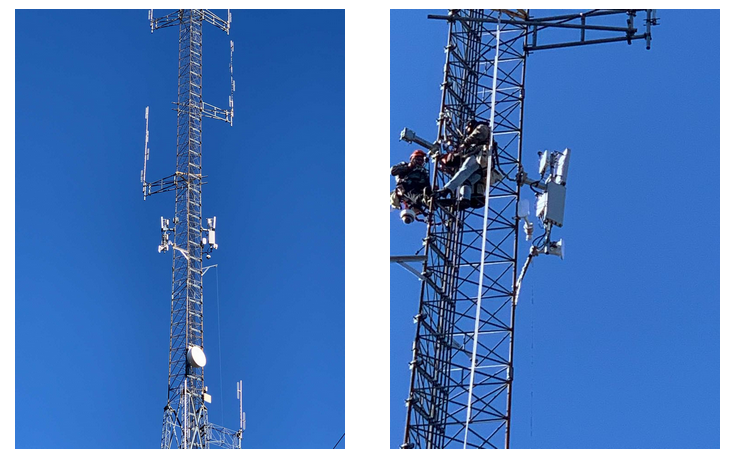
390 150 431 223
435 119 500 208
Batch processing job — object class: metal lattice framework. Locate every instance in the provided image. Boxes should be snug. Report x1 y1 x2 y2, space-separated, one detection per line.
145 9 239 449
399 9 657 449
402 10 527 449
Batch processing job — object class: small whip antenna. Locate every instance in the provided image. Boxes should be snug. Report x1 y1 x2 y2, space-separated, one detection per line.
229 40 235 125
141 106 150 200
237 380 245 431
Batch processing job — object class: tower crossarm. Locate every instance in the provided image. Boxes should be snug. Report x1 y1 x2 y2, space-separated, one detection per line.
149 9 182 32
202 9 231 33
150 9 231 34
143 173 178 198
202 101 233 125
205 423 242 449
143 172 206 199
428 9 658 51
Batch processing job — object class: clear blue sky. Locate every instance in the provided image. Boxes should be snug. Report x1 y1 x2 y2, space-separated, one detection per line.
15 9 344 449
390 9 719 449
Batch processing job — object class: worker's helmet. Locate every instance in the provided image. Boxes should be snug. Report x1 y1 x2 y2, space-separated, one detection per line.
466 119 480 130
410 150 425 161
400 208 416 224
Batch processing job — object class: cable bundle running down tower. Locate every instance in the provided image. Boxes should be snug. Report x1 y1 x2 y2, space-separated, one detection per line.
394 9 657 449
140 9 243 449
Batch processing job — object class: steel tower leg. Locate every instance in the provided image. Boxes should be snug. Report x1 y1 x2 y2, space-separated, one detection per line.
402 9 528 449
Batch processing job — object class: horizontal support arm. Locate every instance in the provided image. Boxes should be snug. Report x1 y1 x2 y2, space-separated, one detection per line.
531 9 642 23
526 34 648 52
202 9 230 33
428 9 656 51
144 174 177 198
202 101 233 125
391 255 427 282
150 10 182 32
150 9 230 34
400 128 437 152
428 9 647 27
390 255 428 264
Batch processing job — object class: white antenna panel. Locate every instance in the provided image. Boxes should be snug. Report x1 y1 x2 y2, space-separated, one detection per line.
535 193 547 220
517 199 530 219
538 150 549 176
554 148 571 185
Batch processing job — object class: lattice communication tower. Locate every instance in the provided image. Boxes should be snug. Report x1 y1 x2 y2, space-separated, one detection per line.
394 9 657 449
140 9 244 449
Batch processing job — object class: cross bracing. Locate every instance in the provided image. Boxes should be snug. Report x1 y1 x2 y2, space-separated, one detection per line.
402 10 527 449
147 9 239 449
399 8 657 449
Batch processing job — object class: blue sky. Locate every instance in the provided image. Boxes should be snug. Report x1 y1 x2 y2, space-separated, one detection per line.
390 9 720 449
15 9 344 449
